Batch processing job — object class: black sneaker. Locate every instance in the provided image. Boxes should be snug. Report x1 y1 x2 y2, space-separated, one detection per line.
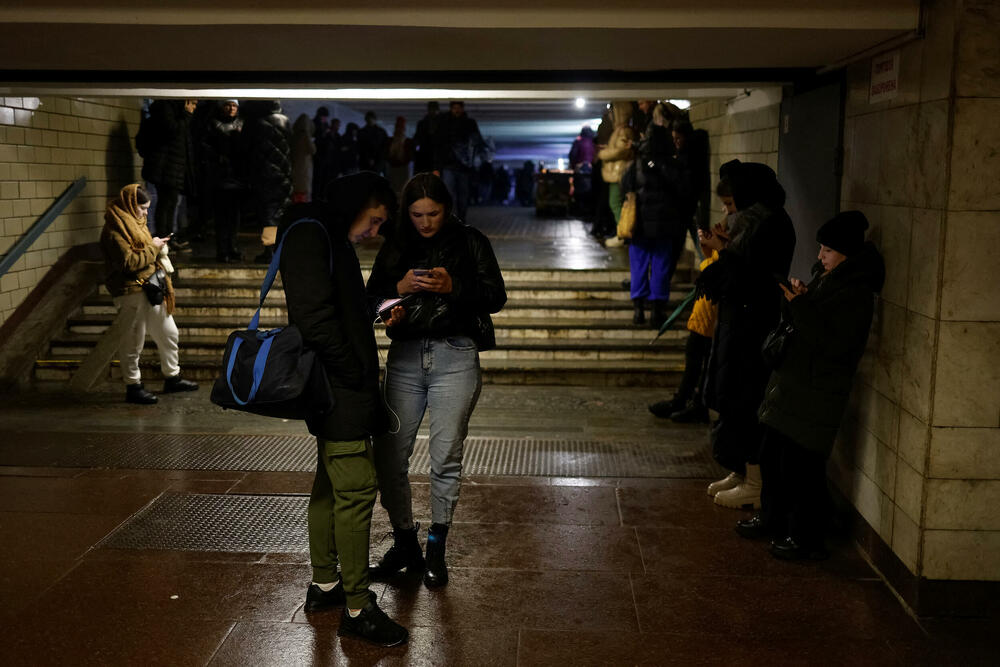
337 594 408 647
304 582 346 612
125 383 157 405
648 397 684 419
162 376 199 393
670 402 709 424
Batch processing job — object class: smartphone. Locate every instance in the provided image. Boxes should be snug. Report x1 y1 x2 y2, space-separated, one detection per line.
773 273 793 291
377 296 410 322
412 269 432 277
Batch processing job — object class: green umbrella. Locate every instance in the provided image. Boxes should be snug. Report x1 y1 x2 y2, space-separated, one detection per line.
651 288 697 342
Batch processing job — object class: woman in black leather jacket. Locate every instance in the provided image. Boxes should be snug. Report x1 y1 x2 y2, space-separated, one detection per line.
366 172 506 588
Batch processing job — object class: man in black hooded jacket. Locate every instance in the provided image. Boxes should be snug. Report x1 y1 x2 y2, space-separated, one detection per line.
278 172 407 647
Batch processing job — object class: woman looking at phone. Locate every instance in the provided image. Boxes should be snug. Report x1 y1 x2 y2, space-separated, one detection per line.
366 172 506 587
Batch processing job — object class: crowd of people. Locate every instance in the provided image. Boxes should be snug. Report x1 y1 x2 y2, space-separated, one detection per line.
99 95 886 646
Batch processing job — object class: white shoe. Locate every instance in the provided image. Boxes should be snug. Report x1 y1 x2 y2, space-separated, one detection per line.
714 464 762 509
603 236 624 248
707 472 742 497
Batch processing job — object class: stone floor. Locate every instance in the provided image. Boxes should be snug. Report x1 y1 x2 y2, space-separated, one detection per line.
1 207 996 665
0 385 996 666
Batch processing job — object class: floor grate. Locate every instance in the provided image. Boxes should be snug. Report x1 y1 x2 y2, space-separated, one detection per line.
0 431 720 477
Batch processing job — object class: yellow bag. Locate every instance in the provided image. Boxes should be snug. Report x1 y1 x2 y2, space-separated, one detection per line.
617 192 636 239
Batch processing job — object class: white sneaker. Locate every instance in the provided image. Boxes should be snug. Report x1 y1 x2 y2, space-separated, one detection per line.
603 236 624 248
714 464 762 509
707 472 742 497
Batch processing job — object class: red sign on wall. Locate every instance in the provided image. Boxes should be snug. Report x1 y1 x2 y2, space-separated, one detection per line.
869 51 900 104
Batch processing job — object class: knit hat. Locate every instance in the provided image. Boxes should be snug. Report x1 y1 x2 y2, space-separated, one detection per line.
816 210 869 256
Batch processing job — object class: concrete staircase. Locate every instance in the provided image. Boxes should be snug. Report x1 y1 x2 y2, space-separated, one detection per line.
35 262 692 387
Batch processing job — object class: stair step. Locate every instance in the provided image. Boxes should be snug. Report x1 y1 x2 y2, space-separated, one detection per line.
34 355 684 387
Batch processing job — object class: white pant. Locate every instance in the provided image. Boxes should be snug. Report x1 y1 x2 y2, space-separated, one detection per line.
113 291 180 385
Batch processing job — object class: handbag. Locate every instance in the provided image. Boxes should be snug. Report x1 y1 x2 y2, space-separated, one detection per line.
762 319 795 369
209 218 335 419
617 192 637 239
142 268 167 306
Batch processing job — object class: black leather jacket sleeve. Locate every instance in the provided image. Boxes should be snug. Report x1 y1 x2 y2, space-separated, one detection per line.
447 227 506 314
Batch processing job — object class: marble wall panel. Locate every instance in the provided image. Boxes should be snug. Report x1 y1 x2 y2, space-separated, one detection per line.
894 459 925 523
949 99 1000 211
921 0 957 103
906 208 943 319
940 211 1000 322
878 105 918 206
844 60 871 119
897 408 930 474
871 300 906 403
933 321 1000 427
929 426 1000 479
954 0 1000 99
923 529 1000 580
892 504 921 574
900 310 937 423
844 111 883 204
875 207 912 308
926 479 1000 531
913 100 950 210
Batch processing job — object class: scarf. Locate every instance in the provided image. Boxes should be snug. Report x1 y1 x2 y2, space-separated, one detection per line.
105 184 175 314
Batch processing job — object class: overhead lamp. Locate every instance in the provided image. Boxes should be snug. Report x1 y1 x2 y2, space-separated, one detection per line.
574 97 586 109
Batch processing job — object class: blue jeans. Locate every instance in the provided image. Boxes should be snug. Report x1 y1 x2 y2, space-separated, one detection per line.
374 336 482 527
442 168 472 222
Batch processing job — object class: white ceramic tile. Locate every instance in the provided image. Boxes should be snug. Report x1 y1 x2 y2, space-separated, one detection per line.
949 100 1000 212
925 479 1000 530
901 310 936 423
940 211 1000 322
892 504 921 574
906 208 943 319
894 458 925 523
933 321 1000 428
897 407 930 474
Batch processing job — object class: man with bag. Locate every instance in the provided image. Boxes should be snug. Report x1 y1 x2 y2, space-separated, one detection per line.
277 171 408 647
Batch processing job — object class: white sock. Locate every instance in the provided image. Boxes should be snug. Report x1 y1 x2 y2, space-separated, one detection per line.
312 580 340 592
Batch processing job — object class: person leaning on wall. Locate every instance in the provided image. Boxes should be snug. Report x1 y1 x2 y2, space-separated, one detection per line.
100 184 199 404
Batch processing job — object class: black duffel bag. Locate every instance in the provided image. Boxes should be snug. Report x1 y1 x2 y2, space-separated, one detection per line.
210 218 335 419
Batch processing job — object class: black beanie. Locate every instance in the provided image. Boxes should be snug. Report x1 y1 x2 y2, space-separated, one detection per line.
816 210 869 256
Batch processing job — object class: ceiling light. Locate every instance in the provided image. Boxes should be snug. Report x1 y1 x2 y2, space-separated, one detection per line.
574 97 586 109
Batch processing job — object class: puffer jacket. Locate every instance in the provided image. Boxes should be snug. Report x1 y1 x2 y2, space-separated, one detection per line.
759 243 885 456
277 192 386 441
620 124 693 240
687 251 719 337
140 100 195 193
366 216 506 347
597 101 635 184
241 100 293 220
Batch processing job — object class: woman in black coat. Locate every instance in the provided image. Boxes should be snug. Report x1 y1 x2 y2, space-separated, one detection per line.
366 172 506 589
698 161 796 509
738 211 885 559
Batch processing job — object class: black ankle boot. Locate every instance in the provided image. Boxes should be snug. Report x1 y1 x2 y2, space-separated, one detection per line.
649 300 667 329
632 298 646 325
370 522 425 580
423 523 449 588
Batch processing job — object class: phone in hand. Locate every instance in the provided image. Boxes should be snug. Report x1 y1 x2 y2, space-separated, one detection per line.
377 296 410 323
412 269 432 277
773 273 793 291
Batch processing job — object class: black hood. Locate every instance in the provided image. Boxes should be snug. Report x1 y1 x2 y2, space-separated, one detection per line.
729 162 786 211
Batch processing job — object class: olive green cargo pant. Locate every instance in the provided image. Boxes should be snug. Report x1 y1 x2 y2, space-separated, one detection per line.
308 437 377 610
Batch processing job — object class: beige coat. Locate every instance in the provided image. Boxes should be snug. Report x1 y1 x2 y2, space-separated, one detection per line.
598 101 635 184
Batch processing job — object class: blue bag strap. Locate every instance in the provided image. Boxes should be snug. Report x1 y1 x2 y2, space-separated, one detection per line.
248 217 333 331
225 333 278 405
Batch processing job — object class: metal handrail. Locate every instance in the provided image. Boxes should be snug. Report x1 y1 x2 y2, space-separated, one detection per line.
0 177 88 279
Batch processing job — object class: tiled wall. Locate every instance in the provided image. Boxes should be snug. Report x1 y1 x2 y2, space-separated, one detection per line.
688 90 781 197
834 0 1000 581
0 96 142 327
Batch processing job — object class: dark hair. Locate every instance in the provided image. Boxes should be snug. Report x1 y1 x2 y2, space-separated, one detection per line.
323 171 397 225
715 179 732 198
315 106 329 117
399 172 453 224
136 186 151 206
671 120 694 137
364 110 377 121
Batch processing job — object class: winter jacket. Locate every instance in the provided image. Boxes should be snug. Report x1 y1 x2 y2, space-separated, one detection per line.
620 124 693 240
140 100 195 193
276 192 385 441
597 102 635 184
290 114 316 194
699 190 796 418
366 215 506 347
358 123 389 174
439 113 486 172
687 251 719 337
202 114 244 191
241 100 293 222
569 127 596 167
758 243 885 457
413 112 442 173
